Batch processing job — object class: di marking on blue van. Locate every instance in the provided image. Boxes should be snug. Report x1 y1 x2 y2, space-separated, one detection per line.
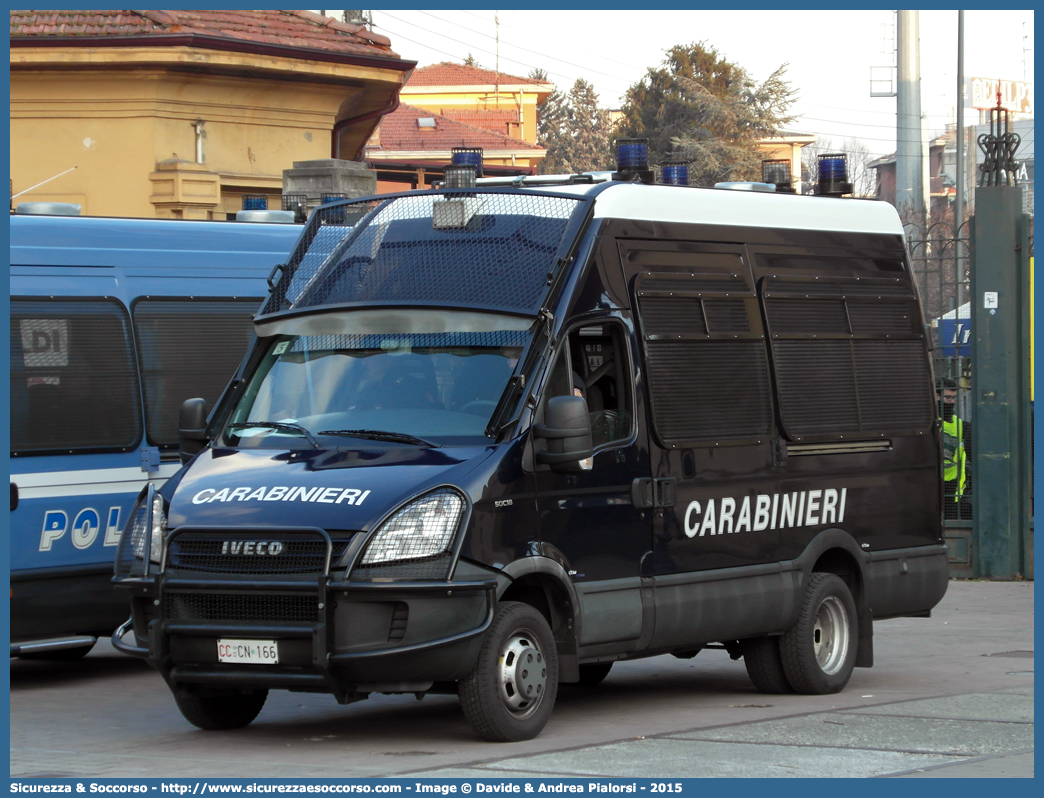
10 210 301 660
112 145 949 742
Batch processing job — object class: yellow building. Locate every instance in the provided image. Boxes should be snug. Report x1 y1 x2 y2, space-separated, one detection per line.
10 10 413 219
398 62 552 147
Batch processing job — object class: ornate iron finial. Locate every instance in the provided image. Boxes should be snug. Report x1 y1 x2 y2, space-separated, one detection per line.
977 93 1021 187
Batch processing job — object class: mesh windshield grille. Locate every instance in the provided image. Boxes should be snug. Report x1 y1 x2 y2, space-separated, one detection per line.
166 530 349 575
164 592 317 623
11 298 141 453
260 192 582 317
133 298 261 447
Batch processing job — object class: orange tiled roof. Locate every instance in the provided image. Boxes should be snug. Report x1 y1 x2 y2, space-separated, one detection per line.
367 103 542 153
406 62 551 88
9 10 399 58
441 109 519 136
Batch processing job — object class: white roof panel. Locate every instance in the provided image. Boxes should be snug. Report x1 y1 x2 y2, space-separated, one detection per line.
587 182 905 237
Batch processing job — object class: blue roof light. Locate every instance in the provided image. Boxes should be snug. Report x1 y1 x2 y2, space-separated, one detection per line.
661 162 690 185
615 139 649 171
242 195 268 211
817 153 853 197
451 147 483 177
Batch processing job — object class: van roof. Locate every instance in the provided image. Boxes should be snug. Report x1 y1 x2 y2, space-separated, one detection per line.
9 213 302 268
510 180 904 237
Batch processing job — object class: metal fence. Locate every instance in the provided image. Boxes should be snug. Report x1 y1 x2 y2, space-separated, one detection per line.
906 220 972 525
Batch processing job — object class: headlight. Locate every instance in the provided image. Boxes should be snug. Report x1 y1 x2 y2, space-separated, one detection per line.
361 488 465 565
129 490 166 565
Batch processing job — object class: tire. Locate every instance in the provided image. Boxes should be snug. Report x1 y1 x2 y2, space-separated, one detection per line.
173 690 268 730
459 601 558 742
21 642 96 661
779 573 858 695
741 636 793 694
576 662 613 687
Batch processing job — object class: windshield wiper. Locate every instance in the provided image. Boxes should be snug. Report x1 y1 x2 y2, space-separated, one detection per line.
226 421 322 450
318 429 440 448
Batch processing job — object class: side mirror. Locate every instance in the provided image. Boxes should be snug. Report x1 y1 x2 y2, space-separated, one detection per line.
178 398 209 465
533 395 594 473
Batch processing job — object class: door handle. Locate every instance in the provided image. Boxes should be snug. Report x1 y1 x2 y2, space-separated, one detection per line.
631 478 676 509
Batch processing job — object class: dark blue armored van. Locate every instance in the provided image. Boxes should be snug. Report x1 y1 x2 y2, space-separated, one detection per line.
112 150 948 741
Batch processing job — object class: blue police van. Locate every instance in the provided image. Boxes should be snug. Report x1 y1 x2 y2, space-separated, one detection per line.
112 147 949 742
10 210 301 659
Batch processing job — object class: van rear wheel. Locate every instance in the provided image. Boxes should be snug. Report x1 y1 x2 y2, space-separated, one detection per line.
459 601 558 742
779 573 857 694
174 689 268 730
741 636 792 694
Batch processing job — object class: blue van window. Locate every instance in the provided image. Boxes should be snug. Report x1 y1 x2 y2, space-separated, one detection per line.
226 330 528 446
132 298 263 447
10 298 141 453
261 193 582 318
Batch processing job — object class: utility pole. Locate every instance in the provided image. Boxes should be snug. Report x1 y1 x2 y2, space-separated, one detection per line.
969 101 1032 579
955 11 966 312
896 10 925 225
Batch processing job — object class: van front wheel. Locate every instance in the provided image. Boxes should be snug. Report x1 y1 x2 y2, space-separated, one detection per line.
459 601 558 742
779 573 857 694
174 689 268 730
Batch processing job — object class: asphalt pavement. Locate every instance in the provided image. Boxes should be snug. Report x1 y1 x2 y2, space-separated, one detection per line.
9 579 1033 779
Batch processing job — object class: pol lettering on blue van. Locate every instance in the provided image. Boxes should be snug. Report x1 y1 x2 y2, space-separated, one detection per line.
10 211 300 659
112 146 948 741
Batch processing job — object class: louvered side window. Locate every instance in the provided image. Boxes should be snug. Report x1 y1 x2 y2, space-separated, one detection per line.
11 298 141 453
133 298 262 447
761 275 933 441
635 272 772 447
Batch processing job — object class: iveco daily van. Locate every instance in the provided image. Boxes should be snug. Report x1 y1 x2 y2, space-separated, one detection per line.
113 148 948 741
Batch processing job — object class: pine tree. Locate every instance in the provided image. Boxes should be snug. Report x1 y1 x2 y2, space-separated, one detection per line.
618 42 794 186
533 72 614 175
563 79 613 173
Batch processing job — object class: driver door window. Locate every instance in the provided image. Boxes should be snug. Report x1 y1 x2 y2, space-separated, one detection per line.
545 323 633 450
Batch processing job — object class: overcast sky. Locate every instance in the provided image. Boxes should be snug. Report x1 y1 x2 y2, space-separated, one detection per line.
325 9 1034 160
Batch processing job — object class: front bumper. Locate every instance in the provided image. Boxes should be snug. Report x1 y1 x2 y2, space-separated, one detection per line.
114 573 496 701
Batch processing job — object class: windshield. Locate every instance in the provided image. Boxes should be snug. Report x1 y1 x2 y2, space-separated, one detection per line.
224 328 529 449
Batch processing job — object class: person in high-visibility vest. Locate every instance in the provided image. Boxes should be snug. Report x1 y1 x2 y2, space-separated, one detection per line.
937 378 969 514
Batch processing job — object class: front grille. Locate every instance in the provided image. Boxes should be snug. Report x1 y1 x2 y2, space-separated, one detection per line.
164 592 318 623
166 530 354 575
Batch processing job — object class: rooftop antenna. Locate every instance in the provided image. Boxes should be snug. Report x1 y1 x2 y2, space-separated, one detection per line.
494 11 500 108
